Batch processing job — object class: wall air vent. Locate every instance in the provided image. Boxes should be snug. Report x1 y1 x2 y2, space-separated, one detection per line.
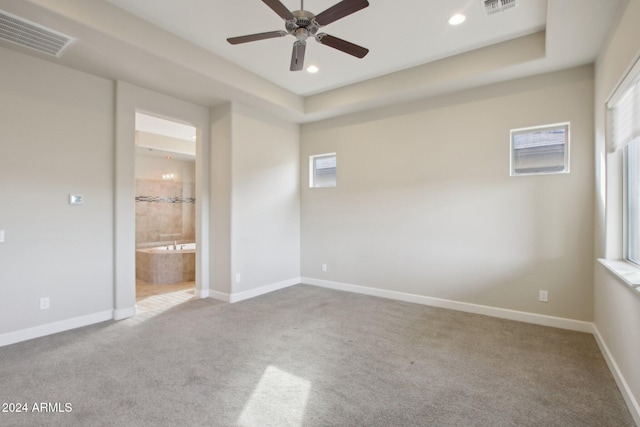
482 0 518 15
0 10 75 57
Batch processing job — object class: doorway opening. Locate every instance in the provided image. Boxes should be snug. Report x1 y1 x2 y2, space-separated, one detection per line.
134 112 198 314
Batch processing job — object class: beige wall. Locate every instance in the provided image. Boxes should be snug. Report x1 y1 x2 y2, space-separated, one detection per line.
302 66 594 321
210 104 233 296
0 47 114 333
231 104 301 294
209 103 301 298
594 0 640 421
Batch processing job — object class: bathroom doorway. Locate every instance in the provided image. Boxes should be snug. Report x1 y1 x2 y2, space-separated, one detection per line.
134 113 198 314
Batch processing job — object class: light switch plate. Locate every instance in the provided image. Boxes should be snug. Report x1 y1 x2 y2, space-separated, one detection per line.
0 230 4 243
69 194 84 205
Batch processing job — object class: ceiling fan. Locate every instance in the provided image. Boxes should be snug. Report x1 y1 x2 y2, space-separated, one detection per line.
227 0 370 71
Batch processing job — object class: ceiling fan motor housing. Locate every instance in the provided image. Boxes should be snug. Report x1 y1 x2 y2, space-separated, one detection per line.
289 10 319 35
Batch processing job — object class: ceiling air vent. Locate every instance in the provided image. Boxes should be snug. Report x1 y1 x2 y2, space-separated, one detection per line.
0 10 75 57
482 0 517 15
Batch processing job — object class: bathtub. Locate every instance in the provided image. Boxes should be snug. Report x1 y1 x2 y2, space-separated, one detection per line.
136 242 196 284
151 242 196 252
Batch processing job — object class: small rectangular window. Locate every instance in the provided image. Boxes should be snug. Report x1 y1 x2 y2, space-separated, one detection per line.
510 123 570 176
310 153 336 188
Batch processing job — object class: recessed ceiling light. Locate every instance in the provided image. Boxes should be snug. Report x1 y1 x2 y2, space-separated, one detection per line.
307 65 319 74
448 14 466 26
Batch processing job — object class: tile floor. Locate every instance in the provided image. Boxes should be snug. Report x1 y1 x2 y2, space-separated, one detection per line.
135 280 195 314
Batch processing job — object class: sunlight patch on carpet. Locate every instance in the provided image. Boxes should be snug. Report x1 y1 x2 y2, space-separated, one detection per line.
238 365 311 427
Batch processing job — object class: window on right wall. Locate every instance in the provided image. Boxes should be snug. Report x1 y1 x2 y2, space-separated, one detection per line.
627 140 640 265
309 153 337 188
607 59 640 265
510 122 570 176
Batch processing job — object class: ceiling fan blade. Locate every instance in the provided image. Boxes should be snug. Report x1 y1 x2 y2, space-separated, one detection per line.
316 33 368 58
314 0 369 26
262 0 295 20
227 31 287 45
290 41 306 71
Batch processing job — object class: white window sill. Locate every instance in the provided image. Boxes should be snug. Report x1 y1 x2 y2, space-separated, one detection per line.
598 259 640 293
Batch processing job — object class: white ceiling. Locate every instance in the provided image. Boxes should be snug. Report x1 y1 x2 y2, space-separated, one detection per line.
103 0 548 96
0 0 625 123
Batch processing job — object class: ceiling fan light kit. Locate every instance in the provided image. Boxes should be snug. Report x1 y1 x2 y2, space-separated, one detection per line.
227 0 370 71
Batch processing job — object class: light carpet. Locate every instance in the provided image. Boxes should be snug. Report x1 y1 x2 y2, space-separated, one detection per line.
0 284 634 426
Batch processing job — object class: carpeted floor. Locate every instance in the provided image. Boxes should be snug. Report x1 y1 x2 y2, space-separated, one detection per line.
0 284 634 426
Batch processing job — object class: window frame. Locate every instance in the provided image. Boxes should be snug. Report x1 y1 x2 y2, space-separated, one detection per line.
624 139 640 266
609 57 640 267
599 57 640 293
509 122 571 177
309 153 337 188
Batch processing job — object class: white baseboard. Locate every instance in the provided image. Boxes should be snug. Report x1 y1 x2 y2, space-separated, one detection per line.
229 277 301 303
0 310 113 348
207 277 301 303
302 277 594 333
592 325 640 425
113 306 136 320
195 288 210 299
209 290 230 303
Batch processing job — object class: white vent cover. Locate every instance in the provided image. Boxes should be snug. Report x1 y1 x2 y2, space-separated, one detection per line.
0 10 75 57
482 0 518 15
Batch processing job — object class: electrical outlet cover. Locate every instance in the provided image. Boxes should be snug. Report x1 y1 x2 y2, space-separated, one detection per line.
69 194 84 205
539 290 548 302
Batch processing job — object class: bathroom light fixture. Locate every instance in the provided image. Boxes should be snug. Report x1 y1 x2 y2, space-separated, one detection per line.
448 14 466 26
307 65 319 74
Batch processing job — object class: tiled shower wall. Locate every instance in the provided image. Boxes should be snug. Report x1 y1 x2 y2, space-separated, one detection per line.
135 179 195 246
